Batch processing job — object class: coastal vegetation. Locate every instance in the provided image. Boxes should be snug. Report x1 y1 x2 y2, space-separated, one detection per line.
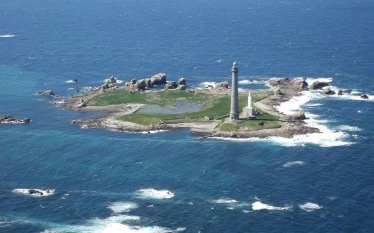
87 89 279 131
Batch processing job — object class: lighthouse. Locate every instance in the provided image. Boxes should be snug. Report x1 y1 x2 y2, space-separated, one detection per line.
230 62 239 120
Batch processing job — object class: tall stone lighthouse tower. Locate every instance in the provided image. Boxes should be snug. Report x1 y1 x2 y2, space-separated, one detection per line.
230 62 239 120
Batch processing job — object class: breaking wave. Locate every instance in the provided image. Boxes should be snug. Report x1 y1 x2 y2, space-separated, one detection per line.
107 202 139 214
299 202 323 212
283 161 305 168
0 34 15 38
12 188 55 197
135 188 175 199
251 201 292 211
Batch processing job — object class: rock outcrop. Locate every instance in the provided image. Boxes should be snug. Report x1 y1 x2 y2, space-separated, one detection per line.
178 77 186 86
310 81 329 90
0 115 31 124
176 84 186 90
361 94 369 99
321 87 335 95
287 78 308 91
215 81 229 89
38 90 61 98
164 81 178 90
150 73 167 85
268 78 288 87
106 76 118 84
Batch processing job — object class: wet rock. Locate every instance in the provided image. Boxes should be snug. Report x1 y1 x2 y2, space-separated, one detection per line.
310 81 329 90
361 94 369 99
321 87 335 95
28 189 43 195
38 90 58 97
0 115 31 124
342 89 352 94
338 89 343 95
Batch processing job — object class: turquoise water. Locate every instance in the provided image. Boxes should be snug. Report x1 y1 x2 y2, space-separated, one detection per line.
0 0 373 232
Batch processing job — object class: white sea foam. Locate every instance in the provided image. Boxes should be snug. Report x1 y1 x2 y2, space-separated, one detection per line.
238 80 267 85
305 77 333 86
336 125 362 132
252 201 292 211
107 202 139 214
283 161 305 168
12 188 55 197
45 214 184 233
211 198 250 209
135 188 174 199
303 103 323 107
65 80 78 83
198 81 217 89
275 88 354 147
212 198 239 204
299 202 323 212
139 130 168 134
0 34 15 38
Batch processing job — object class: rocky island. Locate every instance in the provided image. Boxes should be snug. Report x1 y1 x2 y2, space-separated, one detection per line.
58 63 337 139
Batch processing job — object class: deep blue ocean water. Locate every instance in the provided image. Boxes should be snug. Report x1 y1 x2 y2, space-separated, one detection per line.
1 0 373 232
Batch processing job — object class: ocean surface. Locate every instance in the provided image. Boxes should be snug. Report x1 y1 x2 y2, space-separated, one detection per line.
1 0 374 232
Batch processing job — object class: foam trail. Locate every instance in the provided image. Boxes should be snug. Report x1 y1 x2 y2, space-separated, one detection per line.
0 34 15 38
336 125 361 132
283 161 305 168
211 198 250 209
252 201 291 211
42 214 184 233
299 202 323 212
12 188 55 197
212 199 239 204
239 80 267 85
135 188 174 199
107 202 138 214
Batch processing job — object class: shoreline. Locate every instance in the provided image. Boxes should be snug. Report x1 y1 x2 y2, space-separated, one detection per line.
59 78 321 139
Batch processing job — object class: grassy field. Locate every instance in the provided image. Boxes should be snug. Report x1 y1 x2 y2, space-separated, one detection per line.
87 89 214 107
90 89 279 131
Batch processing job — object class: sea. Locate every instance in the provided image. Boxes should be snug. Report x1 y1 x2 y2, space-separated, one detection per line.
1 0 373 232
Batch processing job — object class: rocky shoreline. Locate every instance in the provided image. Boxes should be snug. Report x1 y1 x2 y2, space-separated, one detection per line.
56 75 326 139
0 115 31 124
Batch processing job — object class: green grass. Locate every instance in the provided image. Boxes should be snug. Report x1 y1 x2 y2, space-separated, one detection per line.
91 89 280 132
87 89 213 107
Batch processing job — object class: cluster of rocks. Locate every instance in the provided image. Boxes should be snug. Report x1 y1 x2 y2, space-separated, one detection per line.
204 81 229 90
268 78 369 99
0 115 30 124
124 73 187 91
38 90 61 98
